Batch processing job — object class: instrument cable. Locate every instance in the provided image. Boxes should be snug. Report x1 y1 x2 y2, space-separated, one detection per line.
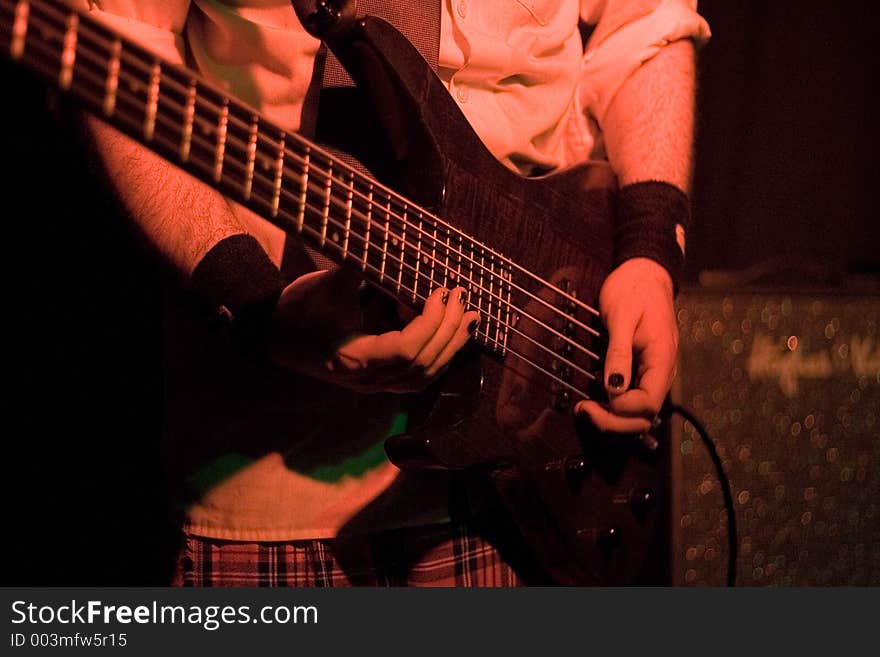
665 402 738 587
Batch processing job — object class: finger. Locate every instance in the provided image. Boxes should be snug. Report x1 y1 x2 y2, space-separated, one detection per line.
426 311 479 375
409 287 468 371
575 400 652 434
603 310 639 397
380 309 479 392
343 287 449 367
606 345 675 419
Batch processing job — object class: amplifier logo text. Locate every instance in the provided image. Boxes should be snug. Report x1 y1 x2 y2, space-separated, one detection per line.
746 333 880 396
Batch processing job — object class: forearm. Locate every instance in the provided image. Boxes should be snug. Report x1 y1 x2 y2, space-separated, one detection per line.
577 39 697 428
601 38 697 192
83 115 253 276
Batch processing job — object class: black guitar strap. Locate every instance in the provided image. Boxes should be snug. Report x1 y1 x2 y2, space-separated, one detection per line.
283 0 441 275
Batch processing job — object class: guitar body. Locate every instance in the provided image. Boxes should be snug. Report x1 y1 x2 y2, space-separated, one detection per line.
303 9 668 585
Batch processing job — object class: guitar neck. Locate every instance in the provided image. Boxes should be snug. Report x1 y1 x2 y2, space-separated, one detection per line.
1 0 515 355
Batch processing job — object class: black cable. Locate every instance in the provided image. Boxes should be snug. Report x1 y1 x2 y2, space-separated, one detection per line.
665 402 738 587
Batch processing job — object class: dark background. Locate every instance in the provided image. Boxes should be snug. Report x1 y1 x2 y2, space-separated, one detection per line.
2 1 875 584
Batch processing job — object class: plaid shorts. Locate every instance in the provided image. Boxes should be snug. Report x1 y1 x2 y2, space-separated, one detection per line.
172 510 546 587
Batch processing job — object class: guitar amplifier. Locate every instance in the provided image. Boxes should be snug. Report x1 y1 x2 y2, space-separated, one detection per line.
671 286 880 586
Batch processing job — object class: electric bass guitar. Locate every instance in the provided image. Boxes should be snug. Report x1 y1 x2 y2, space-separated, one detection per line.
1 0 668 584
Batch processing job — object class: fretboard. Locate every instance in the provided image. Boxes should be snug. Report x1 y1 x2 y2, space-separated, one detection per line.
1 0 515 355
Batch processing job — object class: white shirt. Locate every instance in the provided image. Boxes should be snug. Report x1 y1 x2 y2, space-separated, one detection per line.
82 0 710 175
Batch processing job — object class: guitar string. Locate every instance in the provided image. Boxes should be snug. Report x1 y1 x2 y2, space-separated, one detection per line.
17 12 608 370
14 30 604 404
27 0 611 332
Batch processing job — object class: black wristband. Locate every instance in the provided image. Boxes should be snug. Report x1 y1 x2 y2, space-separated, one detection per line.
613 181 690 295
189 234 286 362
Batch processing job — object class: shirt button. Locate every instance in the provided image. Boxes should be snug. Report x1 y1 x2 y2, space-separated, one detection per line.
456 1 467 19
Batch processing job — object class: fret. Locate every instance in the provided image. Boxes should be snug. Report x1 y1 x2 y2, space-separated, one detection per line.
143 61 160 140
272 134 286 219
456 232 464 290
361 184 373 271
180 79 196 161
470 247 483 345
478 249 487 316
492 258 504 349
342 171 354 260
320 160 332 246
103 39 121 116
412 212 423 303
10 0 29 60
479 249 491 346
497 261 506 350
442 227 451 287
480 250 495 335
466 239 475 311
396 205 407 295
380 195 391 282
480 250 495 344
58 11 77 90
242 116 258 200
503 267 513 355
212 101 228 182
429 221 438 292
294 143 307 228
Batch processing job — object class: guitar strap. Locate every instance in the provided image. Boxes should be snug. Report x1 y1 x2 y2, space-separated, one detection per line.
282 0 441 275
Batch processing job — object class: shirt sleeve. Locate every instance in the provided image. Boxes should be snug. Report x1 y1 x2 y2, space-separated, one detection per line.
577 0 711 125
73 0 191 64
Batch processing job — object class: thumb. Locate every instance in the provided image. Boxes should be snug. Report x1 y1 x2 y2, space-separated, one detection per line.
274 266 364 343
603 313 637 397
324 264 365 296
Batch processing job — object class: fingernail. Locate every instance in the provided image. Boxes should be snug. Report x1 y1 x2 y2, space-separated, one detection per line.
459 289 468 305
440 289 449 305
468 319 479 334
608 372 625 389
639 434 660 452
